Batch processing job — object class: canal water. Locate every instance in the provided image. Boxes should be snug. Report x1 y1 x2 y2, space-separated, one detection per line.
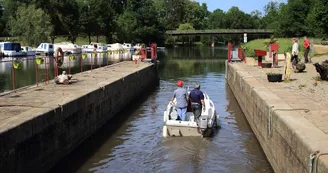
46 46 273 173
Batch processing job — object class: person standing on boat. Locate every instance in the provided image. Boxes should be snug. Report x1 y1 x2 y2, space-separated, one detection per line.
171 80 188 121
189 83 205 126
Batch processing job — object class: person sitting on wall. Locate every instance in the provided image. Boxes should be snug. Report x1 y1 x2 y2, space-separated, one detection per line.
55 71 72 85
189 83 205 129
171 80 188 121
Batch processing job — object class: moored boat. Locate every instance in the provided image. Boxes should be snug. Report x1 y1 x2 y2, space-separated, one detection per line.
82 42 107 53
54 42 82 54
163 92 219 137
35 43 54 55
0 42 24 57
21 46 36 56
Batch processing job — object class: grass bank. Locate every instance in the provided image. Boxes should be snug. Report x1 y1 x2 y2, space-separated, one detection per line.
245 38 323 57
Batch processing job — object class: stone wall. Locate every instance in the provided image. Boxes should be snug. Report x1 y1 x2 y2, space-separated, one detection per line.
0 63 159 173
226 62 328 173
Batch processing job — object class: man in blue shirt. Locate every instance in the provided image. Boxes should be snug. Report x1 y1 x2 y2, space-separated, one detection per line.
189 83 205 126
171 80 188 121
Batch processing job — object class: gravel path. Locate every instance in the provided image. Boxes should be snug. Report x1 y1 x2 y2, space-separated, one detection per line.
263 55 328 104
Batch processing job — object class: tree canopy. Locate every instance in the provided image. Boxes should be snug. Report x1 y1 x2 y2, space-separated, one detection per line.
0 0 327 46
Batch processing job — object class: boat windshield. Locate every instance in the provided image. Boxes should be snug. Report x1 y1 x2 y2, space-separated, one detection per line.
4 43 21 51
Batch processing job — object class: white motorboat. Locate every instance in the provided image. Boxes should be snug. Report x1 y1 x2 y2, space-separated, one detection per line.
0 42 24 57
35 43 54 55
133 43 142 50
21 46 36 56
54 42 82 54
163 92 219 137
122 43 134 51
81 42 107 53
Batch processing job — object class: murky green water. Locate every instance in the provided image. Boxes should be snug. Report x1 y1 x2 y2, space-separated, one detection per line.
43 46 271 173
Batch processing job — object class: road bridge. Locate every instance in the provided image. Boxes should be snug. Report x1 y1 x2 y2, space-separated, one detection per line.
166 29 274 36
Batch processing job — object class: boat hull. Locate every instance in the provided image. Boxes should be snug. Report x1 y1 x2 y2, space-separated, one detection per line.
163 92 219 137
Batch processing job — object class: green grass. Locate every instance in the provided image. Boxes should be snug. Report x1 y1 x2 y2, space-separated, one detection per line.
245 37 322 57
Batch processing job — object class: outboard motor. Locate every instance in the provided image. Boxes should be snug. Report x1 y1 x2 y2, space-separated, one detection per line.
199 116 208 134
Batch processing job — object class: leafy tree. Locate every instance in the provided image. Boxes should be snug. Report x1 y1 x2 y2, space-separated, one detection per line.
225 7 255 29
117 0 164 44
77 0 98 44
277 0 311 37
57 0 80 43
11 4 52 46
183 1 208 29
208 9 226 29
306 0 328 38
177 23 195 45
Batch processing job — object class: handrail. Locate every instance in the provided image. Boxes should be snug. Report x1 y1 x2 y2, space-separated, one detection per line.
166 29 274 35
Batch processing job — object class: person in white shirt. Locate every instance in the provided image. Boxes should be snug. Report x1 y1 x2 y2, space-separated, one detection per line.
291 38 299 68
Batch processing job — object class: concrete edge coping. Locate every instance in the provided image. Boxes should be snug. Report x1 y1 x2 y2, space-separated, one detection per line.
0 62 152 136
230 63 328 172
0 61 148 97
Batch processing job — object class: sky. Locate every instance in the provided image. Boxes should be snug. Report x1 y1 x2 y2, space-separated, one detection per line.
195 0 287 14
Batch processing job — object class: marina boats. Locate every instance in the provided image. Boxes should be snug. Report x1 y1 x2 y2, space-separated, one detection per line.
0 42 24 57
81 42 107 53
21 46 36 56
54 42 82 54
163 92 219 137
122 43 134 51
133 43 142 50
35 43 54 55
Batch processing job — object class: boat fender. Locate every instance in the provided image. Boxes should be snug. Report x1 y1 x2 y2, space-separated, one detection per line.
163 126 168 137
163 111 168 122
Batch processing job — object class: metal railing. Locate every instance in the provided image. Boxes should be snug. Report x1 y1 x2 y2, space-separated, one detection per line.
166 29 274 35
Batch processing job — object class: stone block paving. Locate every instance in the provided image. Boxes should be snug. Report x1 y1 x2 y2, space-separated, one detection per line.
233 56 328 134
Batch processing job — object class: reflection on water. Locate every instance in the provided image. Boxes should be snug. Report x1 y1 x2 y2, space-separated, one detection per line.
48 46 272 173
0 52 132 92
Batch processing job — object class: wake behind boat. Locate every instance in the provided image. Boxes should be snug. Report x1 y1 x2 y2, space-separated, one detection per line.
163 92 219 137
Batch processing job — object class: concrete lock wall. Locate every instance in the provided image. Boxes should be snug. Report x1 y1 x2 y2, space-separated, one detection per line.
226 62 328 173
0 63 159 173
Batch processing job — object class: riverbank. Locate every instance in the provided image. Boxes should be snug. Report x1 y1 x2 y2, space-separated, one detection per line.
0 61 159 173
226 56 328 173
245 38 326 57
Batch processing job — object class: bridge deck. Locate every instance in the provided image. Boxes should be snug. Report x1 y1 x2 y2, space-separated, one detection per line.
166 29 274 36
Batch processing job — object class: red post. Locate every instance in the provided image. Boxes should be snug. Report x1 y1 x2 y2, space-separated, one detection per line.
151 43 157 60
98 53 101 68
258 56 263 66
36 64 39 86
11 60 15 91
106 52 109 66
90 53 93 71
54 56 58 77
227 42 232 62
68 58 71 74
44 57 47 84
80 56 83 72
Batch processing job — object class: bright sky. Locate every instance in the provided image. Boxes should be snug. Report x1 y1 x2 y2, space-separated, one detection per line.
195 0 287 14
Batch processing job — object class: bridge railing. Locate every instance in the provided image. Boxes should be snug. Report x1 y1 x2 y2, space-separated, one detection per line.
166 29 274 35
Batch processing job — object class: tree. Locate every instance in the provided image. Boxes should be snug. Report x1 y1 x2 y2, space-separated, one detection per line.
11 4 52 46
277 0 311 37
306 0 328 38
225 7 256 29
117 0 164 44
77 0 98 44
177 23 195 45
183 1 208 30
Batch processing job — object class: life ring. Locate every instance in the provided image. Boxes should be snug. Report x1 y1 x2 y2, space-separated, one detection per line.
54 47 64 67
